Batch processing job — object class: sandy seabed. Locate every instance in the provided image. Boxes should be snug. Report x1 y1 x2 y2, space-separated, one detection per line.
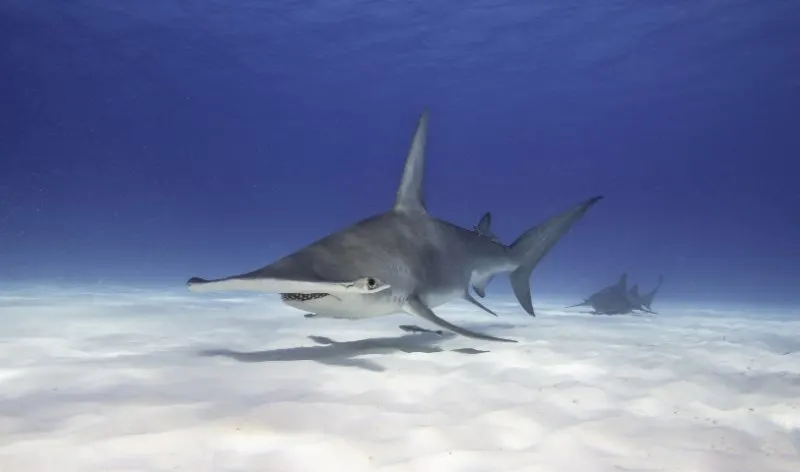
0 287 798 472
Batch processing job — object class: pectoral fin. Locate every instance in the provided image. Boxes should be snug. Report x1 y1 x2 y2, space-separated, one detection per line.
402 296 516 343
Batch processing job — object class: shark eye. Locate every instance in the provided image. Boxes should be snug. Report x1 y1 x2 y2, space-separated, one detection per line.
350 276 389 293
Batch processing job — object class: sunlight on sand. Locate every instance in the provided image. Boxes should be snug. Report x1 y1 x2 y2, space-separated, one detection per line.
0 287 798 472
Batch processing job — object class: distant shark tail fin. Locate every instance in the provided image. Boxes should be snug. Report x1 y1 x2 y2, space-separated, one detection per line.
641 274 664 309
507 195 603 316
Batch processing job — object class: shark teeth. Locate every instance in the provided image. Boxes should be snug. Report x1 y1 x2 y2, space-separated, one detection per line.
280 293 328 302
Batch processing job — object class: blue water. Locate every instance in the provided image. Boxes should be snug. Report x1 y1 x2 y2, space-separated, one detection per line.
1 0 799 306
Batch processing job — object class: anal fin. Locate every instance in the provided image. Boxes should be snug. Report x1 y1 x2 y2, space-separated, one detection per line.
463 291 498 317
472 275 494 298
402 296 516 343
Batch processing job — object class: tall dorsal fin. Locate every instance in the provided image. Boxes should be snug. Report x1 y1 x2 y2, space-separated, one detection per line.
393 109 430 215
616 272 628 291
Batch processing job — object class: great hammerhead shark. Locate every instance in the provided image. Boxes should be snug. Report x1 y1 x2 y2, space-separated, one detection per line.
186 110 603 343
566 273 664 315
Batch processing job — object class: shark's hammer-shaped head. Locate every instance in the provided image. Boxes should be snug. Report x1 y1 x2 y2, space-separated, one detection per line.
186 110 432 320
186 212 423 317
189 266 391 313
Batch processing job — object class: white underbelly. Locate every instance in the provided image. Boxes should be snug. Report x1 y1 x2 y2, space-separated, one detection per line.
292 299 403 320
286 287 464 320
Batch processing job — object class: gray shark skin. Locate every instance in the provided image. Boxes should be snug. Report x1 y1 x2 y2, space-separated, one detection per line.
567 273 663 315
186 110 603 343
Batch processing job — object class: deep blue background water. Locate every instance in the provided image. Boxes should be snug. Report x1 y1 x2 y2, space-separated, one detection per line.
2 1 799 305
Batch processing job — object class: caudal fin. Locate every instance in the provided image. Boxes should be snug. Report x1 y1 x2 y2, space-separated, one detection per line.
508 195 603 316
640 274 664 310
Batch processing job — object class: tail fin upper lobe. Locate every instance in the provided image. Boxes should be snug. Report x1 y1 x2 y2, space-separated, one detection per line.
641 274 664 310
508 196 603 316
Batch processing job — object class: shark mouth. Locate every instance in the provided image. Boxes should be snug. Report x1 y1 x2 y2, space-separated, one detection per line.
280 293 329 302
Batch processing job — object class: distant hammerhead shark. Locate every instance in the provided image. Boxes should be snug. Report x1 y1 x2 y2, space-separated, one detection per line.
566 273 664 315
566 273 634 315
186 110 603 343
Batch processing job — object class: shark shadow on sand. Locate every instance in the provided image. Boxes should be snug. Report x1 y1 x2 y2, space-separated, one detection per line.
198 325 490 372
